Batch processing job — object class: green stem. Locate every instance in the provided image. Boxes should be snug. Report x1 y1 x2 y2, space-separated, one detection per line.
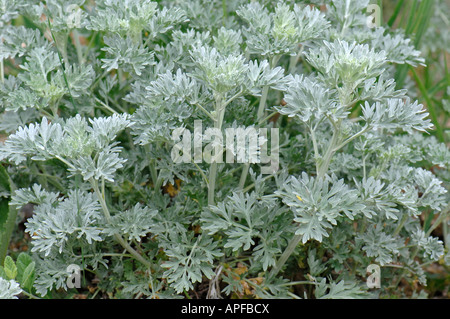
340 0 351 37
255 55 280 120
362 154 367 180
238 163 250 190
377 0 383 25
333 124 370 152
238 55 280 190
72 29 83 65
194 102 215 121
270 118 342 279
239 85 270 190
242 174 275 193
21 290 42 300
393 213 409 236
73 252 131 259
39 109 55 120
393 204 450 288
90 69 111 93
208 94 225 206
222 0 228 26
317 120 341 180
308 125 320 176
426 203 450 237
106 96 127 113
207 151 219 205
150 160 158 190
279 281 317 287
193 161 209 185
153 164 164 192
50 100 60 118
33 172 65 192
268 233 303 280
55 155 76 170
94 97 118 115
47 19 77 113
145 144 163 192
286 291 302 299
90 178 152 269
80 31 98 64
288 45 304 74
35 162 49 189
256 85 270 122
0 59 4 84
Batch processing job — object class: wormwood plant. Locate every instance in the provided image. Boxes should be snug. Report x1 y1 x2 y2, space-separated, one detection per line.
0 0 449 299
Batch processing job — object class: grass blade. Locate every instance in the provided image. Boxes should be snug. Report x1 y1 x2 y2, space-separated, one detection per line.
387 0 405 27
410 65 444 142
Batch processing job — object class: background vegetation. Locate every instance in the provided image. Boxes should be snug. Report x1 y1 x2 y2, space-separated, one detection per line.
0 0 449 299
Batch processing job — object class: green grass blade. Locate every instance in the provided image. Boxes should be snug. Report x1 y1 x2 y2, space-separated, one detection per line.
395 0 435 88
410 66 444 142
404 0 419 34
413 0 435 47
387 0 405 27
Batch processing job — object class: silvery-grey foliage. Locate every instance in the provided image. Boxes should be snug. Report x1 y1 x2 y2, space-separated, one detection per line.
0 0 448 299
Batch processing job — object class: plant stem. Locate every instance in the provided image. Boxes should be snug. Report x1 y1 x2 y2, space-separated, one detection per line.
150 160 161 191
238 85 269 190
47 19 78 114
393 213 409 236
270 118 343 279
279 280 317 287
308 125 320 176
288 45 304 74
90 178 152 269
238 163 250 190
72 29 83 65
242 173 275 193
426 203 450 237
268 233 303 280
195 102 215 121
239 86 267 189
256 85 270 122
255 55 280 120
55 155 76 170
0 59 4 84
222 0 228 26
80 31 98 64
208 94 225 205
340 0 351 37
90 69 111 93
21 290 42 300
94 97 118 115
392 204 450 288
39 109 55 120
208 164 218 205
333 125 370 152
362 154 367 180
145 144 164 192
238 55 281 190
317 120 341 180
